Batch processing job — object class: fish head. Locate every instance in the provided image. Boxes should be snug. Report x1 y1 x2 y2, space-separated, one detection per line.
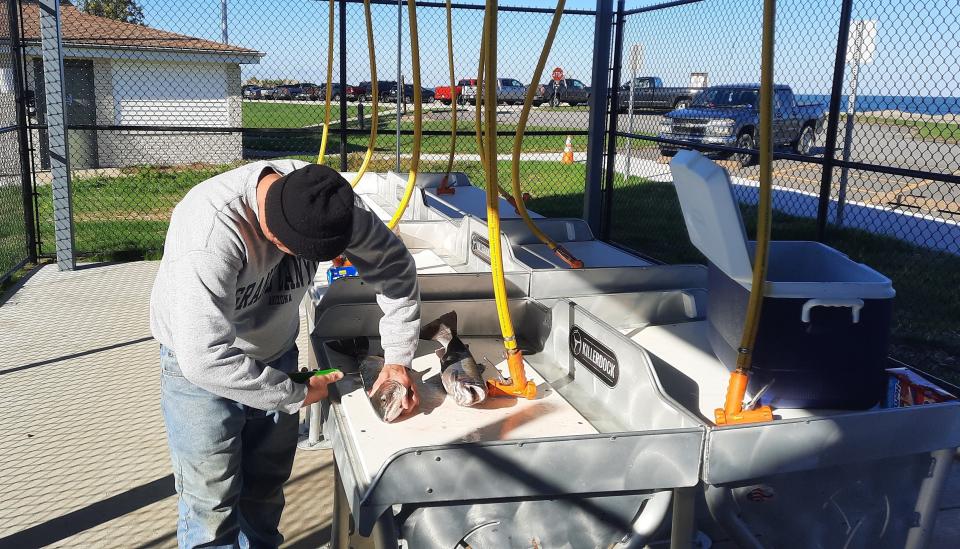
450 377 488 407
372 380 408 423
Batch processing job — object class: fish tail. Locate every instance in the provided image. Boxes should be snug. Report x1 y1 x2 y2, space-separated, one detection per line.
326 336 370 358
419 311 457 347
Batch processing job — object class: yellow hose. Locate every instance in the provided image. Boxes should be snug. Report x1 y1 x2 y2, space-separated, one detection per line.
481 0 535 400
316 0 335 165
386 0 423 230
737 0 775 372
474 17 486 168
715 0 776 425
440 0 457 184
473 21 512 201
482 0 515 349
349 0 378 187
509 1 582 268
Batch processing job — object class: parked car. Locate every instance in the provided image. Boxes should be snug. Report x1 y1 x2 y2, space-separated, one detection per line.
435 78 473 105
618 76 703 113
387 84 435 103
316 83 347 101
295 83 321 101
272 84 304 100
658 84 827 167
259 87 276 99
460 78 526 105
346 84 362 101
533 78 590 107
357 80 398 102
242 85 262 100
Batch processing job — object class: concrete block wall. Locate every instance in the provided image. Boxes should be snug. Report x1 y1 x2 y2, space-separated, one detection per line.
27 55 244 172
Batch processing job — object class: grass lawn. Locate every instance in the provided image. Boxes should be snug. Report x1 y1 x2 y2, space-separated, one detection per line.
530 174 960 382
242 101 368 129
31 159 959 381
35 164 230 257
0 185 28 280
857 114 960 142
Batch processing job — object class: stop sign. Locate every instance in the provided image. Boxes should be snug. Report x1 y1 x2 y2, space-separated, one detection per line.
551 67 564 82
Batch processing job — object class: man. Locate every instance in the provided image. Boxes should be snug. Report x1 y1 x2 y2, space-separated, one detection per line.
150 160 420 548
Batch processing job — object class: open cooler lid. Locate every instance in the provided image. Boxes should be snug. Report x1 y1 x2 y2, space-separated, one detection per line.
669 150 753 285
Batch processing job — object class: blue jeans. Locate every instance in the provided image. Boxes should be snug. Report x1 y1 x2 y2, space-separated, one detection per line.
160 345 300 549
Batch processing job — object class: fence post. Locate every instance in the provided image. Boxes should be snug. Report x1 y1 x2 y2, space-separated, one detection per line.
600 0 626 242
9 0 36 262
816 0 854 242
583 0 614 235
395 0 402 172
339 0 348 171
39 0 74 270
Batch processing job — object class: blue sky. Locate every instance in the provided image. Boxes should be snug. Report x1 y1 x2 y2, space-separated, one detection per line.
137 0 960 98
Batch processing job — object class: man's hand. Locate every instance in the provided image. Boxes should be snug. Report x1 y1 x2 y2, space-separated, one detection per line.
370 364 420 416
302 370 345 407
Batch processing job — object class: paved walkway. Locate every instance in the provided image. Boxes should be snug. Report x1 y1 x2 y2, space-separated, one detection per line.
0 262 956 547
0 262 332 548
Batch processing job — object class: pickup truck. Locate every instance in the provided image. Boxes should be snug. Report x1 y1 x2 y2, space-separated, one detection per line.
533 78 590 107
460 78 527 105
618 77 702 113
657 84 827 167
435 79 473 105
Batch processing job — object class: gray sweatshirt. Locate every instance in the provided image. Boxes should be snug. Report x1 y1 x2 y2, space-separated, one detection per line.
150 159 420 414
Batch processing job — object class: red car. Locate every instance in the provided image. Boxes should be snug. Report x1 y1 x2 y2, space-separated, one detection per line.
434 79 474 105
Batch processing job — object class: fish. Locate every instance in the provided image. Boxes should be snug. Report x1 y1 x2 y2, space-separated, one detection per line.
420 311 487 407
327 337 409 423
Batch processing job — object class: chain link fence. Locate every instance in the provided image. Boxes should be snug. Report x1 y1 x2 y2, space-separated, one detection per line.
611 0 959 379
9 0 960 375
18 0 597 258
0 0 30 285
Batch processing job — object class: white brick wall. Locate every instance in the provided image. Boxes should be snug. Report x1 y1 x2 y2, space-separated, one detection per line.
28 55 244 170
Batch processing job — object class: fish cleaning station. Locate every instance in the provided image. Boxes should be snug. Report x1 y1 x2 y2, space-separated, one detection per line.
2 0 960 546
292 0 960 547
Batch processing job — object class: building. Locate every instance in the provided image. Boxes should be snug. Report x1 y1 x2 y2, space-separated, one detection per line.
20 1 263 169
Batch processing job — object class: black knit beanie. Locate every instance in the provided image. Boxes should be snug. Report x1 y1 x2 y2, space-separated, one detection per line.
263 164 355 261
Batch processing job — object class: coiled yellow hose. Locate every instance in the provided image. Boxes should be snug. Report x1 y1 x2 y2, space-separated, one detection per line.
316 0 335 165
349 0 379 187
386 0 423 230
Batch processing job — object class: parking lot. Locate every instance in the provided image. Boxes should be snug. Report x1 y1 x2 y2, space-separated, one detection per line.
430 104 960 221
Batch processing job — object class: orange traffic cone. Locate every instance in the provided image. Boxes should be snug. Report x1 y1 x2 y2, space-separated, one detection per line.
561 135 574 165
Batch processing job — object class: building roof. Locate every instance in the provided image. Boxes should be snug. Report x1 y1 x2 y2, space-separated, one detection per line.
20 2 261 56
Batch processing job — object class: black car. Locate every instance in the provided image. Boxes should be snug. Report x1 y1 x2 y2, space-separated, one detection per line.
357 80 398 102
388 84 435 103
241 85 262 100
296 83 321 101
533 78 590 107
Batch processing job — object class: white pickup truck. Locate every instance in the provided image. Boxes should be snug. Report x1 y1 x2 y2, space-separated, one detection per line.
460 78 527 105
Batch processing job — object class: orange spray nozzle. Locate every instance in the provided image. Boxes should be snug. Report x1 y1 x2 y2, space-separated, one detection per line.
714 369 774 425
553 245 584 269
487 349 537 399
437 175 456 195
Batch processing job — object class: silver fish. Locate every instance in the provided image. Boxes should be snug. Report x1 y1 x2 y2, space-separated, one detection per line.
328 337 409 423
420 311 487 407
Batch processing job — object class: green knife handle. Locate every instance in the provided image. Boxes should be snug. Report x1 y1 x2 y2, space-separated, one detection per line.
288 368 341 383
